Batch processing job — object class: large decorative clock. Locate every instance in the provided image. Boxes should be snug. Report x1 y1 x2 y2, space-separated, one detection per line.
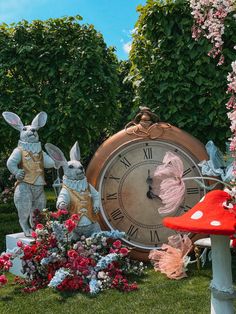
86 107 209 260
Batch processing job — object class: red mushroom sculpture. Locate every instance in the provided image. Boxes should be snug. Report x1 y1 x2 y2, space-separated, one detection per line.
163 189 236 314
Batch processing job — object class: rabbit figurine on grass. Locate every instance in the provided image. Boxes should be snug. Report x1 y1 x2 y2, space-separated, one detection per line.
2 111 55 237
45 141 101 239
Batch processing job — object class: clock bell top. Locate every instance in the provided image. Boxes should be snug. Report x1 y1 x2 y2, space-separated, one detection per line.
125 106 171 139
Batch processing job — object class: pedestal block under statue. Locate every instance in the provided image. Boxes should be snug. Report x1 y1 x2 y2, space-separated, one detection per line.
45 141 101 239
2 112 55 237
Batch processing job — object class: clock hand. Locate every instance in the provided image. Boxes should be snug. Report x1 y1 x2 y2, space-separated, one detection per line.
146 170 162 200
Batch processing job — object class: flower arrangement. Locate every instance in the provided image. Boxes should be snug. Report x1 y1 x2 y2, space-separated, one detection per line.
190 0 236 182
0 252 13 287
190 0 235 65
7 209 145 294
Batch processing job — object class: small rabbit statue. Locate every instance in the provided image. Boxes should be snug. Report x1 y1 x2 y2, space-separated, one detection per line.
45 141 101 239
2 111 55 236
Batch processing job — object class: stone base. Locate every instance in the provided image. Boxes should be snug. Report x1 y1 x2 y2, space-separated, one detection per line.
6 232 34 277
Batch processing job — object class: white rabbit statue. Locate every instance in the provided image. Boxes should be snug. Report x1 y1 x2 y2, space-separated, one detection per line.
2 111 55 237
45 141 101 239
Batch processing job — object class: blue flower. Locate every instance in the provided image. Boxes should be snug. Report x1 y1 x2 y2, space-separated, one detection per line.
95 253 119 271
48 268 70 288
52 221 68 242
91 230 126 240
198 140 233 182
89 278 100 294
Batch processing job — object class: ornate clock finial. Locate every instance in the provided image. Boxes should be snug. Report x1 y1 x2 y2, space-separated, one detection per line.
125 106 170 139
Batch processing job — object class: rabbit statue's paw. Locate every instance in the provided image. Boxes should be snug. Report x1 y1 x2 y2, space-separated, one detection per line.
58 201 68 210
24 227 33 237
15 169 25 181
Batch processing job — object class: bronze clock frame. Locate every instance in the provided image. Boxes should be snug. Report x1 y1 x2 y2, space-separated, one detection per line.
86 108 209 260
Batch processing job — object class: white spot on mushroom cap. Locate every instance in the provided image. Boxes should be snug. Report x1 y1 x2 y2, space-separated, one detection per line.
191 211 203 220
210 221 221 226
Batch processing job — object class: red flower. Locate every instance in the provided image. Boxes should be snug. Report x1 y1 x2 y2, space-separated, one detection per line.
71 214 80 221
67 250 78 259
17 240 23 248
113 240 122 249
64 219 77 232
31 231 37 238
60 209 68 215
0 275 8 286
23 245 32 254
51 209 68 219
36 224 44 230
119 247 129 256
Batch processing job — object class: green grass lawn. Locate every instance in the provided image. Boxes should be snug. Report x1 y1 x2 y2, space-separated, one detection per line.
0 193 235 314
0 260 235 314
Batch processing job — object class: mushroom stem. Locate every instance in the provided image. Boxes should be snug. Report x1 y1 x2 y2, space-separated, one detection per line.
210 235 235 314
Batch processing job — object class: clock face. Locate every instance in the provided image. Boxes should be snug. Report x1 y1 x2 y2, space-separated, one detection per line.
98 139 205 250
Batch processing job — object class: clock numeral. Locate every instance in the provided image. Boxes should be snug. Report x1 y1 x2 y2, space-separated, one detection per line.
106 192 118 200
120 156 131 169
143 147 153 160
186 187 199 195
127 225 139 239
183 168 191 177
110 208 124 221
150 230 160 243
109 175 120 183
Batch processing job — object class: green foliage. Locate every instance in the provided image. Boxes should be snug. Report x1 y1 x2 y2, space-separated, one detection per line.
115 60 137 130
0 16 119 162
130 0 236 150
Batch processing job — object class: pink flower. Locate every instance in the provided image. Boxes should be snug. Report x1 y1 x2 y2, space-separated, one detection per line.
64 219 77 232
0 275 8 286
113 240 122 249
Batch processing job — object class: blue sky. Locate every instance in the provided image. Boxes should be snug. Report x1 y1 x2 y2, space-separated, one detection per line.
0 0 146 60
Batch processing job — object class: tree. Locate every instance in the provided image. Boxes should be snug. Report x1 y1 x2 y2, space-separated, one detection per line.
0 16 119 161
129 0 236 149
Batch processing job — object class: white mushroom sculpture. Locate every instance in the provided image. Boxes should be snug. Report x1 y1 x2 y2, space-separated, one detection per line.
163 190 236 314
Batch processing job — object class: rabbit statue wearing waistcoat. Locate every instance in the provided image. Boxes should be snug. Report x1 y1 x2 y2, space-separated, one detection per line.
2 112 55 237
45 141 101 239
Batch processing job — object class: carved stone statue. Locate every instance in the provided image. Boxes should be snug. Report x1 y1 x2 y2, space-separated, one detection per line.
2 111 55 236
45 141 101 239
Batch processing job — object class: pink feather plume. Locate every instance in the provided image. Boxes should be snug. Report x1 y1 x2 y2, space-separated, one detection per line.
149 234 192 280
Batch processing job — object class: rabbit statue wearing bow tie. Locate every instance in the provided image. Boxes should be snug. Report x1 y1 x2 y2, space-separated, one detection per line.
2 111 55 237
45 141 101 239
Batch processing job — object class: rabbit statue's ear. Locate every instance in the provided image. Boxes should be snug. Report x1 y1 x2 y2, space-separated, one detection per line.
2 112 24 131
45 143 67 169
70 141 81 161
31 112 47 130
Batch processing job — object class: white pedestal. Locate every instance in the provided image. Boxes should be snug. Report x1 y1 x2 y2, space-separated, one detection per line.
6 232 34 277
